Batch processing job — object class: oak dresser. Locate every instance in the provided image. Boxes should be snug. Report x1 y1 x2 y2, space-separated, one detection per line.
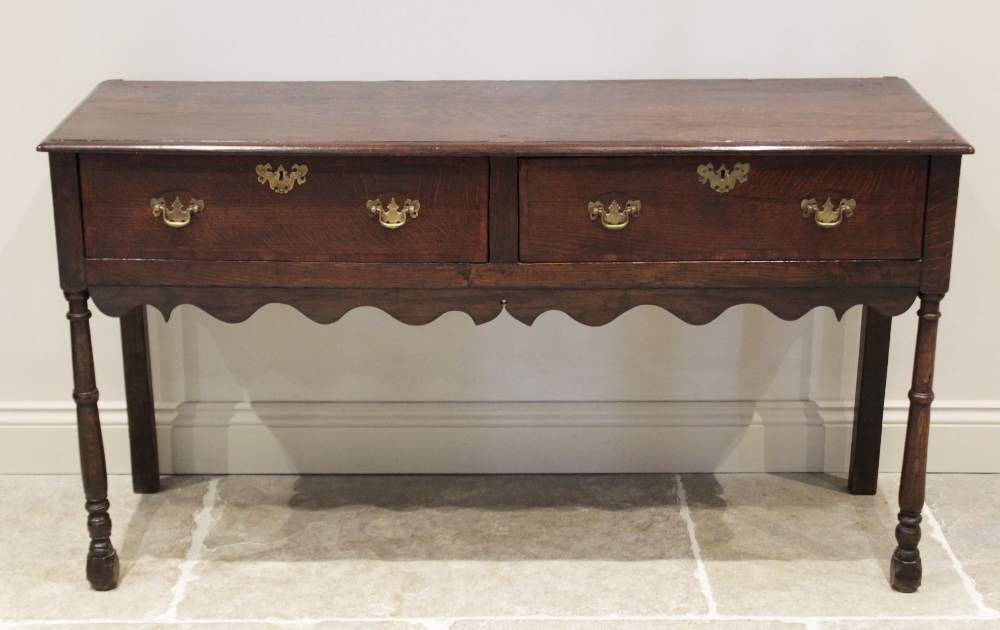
38 79 972 594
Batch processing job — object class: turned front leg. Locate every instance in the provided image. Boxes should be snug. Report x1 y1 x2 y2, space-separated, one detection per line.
66 291 119 591
891 294 942 593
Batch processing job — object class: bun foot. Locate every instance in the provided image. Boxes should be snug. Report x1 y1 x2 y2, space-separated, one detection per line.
890 550 922 593
86 548 120 591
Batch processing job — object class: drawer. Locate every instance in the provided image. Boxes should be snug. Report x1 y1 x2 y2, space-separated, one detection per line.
519 156 928 262
80 155 489 262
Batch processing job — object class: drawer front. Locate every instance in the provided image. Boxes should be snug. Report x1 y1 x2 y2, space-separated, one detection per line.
519 156 928 262
80 155 489 262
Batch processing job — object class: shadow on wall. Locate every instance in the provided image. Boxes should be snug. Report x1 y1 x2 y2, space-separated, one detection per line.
149 301 860 404
144 301 859 474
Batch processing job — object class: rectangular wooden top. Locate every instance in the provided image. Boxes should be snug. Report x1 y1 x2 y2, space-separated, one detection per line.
39 78 972 155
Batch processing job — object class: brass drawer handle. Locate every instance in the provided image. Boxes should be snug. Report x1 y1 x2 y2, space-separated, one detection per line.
589 199 641 230
368 197 419 229
256 163 307 193
802 197 856 228
150 197 203 228
698 162 749 193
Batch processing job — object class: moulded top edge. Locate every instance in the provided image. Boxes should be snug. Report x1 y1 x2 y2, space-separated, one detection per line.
37 140 975 155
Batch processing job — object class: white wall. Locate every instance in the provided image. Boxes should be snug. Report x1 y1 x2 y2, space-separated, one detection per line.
1 1 998 473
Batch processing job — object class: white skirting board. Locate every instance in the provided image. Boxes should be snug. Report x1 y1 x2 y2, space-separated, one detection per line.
1 400 998 474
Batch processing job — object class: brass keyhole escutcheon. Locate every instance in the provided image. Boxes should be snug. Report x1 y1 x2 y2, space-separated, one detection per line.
697 162 750 193
256 163 308 193
150 197 203 228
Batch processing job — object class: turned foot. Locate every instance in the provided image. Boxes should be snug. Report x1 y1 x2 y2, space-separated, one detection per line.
891 553 922 593
86 547 120 591
84 497 119 590
890 510 922 592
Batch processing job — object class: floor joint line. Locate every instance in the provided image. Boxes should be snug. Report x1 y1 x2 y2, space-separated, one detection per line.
157 478 221 622
923 501 999 618
676 473 718 617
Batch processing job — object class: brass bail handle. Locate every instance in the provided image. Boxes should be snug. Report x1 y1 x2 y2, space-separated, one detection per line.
802 197 856 228
368 197 420 229
589 199 641 230
150 197 203 228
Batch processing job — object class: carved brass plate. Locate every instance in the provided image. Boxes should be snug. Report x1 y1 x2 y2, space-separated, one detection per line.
589 199 641 230
256 163 307 193
802 197 856 228
368 197 420 229
150 197 203 228
697 162 750 193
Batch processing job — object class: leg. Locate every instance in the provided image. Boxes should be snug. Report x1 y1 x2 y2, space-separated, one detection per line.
121 306 160 493
848 306 892 495
66 291 120 591
891 294 942 593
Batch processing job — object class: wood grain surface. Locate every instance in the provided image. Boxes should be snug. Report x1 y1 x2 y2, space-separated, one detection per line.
520 155 928 262
488 157 519 262
39 79 972 155
920 155 963 293
83 259 922 290
49 153 87 291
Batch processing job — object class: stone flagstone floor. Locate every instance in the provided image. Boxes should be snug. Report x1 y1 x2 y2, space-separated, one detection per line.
1 473 998 629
